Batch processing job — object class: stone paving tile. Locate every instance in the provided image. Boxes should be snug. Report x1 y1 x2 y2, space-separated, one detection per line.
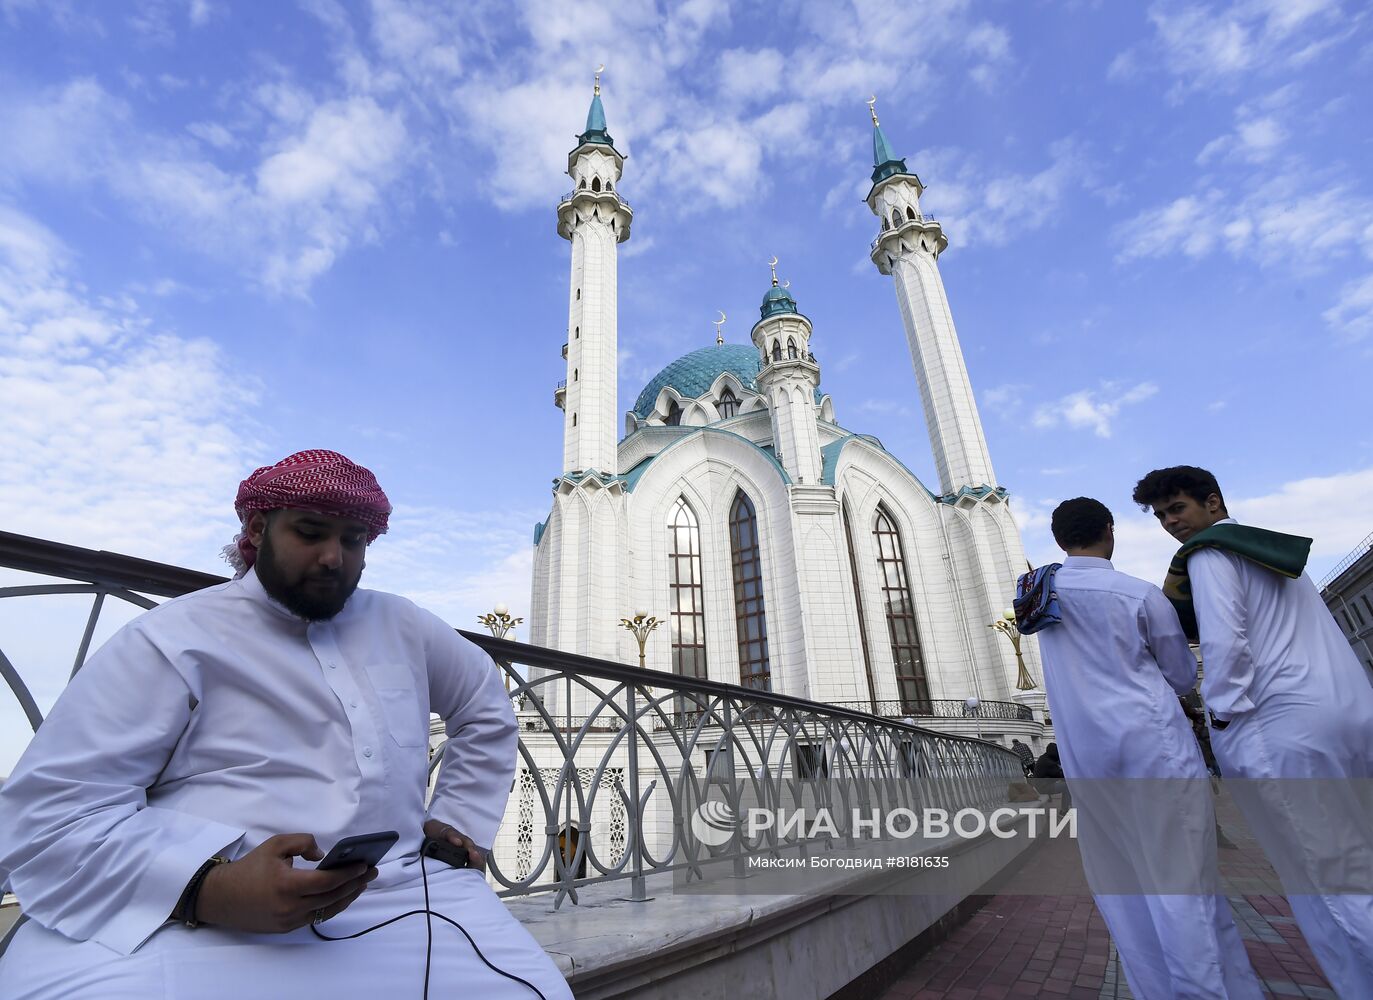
877 822 1334 1000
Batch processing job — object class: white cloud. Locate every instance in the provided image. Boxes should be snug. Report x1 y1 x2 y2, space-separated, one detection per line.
717 48 786 104
915 139 1096 248
1129 0 1346 92
1032 382 1159 438
1324 273 1373 342
0 81 411 296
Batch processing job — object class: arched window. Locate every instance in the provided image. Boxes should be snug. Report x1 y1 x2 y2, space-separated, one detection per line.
872 505 930 713
572 413 577 426
579 178 587 189
665 400 682 426
787 338 798 360
729 491 770 691
575 326 579 338
771 340 782 362
592 176 601 192
576 289 581 300
606 181 613 191
906 206 915 220
891 209 901 228
573 369 578 382
717 387 739 420
842 500 878 711
669 498 708 680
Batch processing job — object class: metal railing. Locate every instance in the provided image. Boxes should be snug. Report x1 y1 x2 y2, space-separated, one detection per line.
1319 531 1373 591
828 699 1033 722
1 531 1024 910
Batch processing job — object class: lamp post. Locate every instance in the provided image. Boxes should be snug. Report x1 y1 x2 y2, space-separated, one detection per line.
990 608 1038 691
478 603 523 690
619 610 662 668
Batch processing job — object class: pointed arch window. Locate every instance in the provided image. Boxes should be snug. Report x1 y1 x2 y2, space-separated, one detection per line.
717 387 739 420
787 338 798 360
906 206 916 220
665 400 683 426
890 209 901 228
729 491 770 691
771 340 782 362
668 498 708 681
872 505 931 713
591 176 601 192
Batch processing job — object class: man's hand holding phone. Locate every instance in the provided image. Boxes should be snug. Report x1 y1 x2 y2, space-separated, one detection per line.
195 833 380 933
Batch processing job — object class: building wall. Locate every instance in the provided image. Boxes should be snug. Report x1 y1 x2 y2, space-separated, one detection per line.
1321 545 1373 681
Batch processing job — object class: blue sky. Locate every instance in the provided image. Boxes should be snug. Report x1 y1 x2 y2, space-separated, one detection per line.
1 0 1371 771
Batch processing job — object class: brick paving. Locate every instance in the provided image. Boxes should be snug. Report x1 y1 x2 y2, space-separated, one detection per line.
879 805 1335 1000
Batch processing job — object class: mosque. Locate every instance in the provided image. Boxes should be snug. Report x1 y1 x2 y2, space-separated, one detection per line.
487 82 1050 886
525 81 1046 735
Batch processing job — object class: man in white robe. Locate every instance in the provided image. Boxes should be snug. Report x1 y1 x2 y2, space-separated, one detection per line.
1136 464 1373 997
1031 497 1262 1000
0 450 572 999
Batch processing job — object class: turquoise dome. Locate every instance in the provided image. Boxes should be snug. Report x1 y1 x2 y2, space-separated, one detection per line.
632 343 824 420
633 344 760 418
759 284 798 320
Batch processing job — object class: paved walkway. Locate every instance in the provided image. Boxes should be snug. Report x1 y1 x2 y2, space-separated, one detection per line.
879 806 1336 1000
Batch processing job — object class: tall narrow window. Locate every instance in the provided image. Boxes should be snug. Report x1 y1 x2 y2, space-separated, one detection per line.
665 401 682 426
872 505 930 713
729 491 770 692
669 498 708 681
842 500 878 712
591 176 601 192
717 387 739 420
787 338 798 359
771 340 782 362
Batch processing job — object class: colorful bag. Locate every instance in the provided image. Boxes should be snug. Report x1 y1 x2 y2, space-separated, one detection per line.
1014 564 1062 634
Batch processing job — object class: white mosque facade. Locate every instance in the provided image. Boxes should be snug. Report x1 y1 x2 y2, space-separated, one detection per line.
526 89 1046 727
483 87 1049 888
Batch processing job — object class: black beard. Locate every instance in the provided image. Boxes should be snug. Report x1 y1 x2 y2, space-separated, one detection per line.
255 529 362 621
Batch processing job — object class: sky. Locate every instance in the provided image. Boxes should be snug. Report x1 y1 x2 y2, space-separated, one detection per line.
1 0 1371 773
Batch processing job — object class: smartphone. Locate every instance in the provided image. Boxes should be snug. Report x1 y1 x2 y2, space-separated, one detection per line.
421 836 471 870
317 830 399 871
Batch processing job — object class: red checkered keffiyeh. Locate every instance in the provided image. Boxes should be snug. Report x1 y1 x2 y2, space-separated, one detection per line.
223 449 392 576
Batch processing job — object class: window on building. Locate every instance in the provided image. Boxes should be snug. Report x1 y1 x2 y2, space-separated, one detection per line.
1362 594 1373 619
873 504 931 714
794 743 827 781
576 289 581 300
787 338 798 360
575 326 579 338
906 206 916 220
669 498 708 681
842 500 878 712
557 823 587 879
1352 601 1366 627
771 340 782 362
591 176 601 192
704 747 733 785
572 413 577 427
573 369 578 382
717 387 739 420
729 490 770 692
665 401 682 426
890 209 901 228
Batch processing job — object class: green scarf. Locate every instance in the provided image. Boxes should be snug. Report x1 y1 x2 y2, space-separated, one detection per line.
1162 522 1312 641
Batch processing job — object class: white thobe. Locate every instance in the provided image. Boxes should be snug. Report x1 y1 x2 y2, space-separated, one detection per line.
1190 519 1373 997
0 567 571 999
1037 556 1262 1000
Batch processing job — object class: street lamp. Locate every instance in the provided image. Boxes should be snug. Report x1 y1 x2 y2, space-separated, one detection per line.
989 608 1038 691
619 609 662 668
478 603 523 690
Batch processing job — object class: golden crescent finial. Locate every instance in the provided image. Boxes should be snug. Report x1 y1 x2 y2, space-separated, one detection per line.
867 95 879 127
594 65 604 96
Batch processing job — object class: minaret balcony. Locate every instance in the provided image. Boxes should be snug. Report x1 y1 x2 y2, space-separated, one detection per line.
561 342 569 360
554 380 567 410
556 189 634 243
870 214 947 261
